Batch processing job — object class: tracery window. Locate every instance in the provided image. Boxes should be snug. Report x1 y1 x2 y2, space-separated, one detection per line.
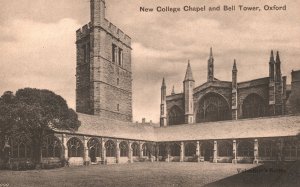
105 140 116 157
200 142 213 161
170 143 180 157
67 137 83 157
218 141 232 157
88 138 101 158
132 142 139 157
168 106 184 125
196 93 230 123
158 144 166 157
283 140 298 160
42 135 61 158
185 143 196 157
10 137 31 158
242 94 266 119
142 143 152 157
258 140 277 159
237 141 253 157
120 141 128 157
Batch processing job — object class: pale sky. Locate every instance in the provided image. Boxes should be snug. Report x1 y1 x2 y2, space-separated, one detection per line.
1 0 300 123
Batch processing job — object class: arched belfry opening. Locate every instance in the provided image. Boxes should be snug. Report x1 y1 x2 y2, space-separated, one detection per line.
196 93 230 123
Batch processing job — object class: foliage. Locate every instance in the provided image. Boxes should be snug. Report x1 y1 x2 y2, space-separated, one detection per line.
0 88 81 164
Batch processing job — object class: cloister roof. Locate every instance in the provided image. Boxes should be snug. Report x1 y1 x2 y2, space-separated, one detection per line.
63 114 300 142
155 115 300 142
74 113 156 141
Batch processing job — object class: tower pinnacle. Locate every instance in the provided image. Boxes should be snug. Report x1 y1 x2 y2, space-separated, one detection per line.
184 60 194 82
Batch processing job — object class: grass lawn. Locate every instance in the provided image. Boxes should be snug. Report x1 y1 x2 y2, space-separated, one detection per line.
0 162 299 187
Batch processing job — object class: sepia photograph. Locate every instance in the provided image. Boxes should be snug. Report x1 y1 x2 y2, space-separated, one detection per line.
0 0 300 186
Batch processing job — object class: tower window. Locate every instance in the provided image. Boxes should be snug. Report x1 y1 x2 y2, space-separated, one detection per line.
117 104 120 111
117 78 119 86
118 48 123 66
112 44 118 63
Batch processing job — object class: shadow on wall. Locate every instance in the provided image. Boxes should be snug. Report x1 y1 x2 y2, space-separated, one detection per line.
204 161 300 187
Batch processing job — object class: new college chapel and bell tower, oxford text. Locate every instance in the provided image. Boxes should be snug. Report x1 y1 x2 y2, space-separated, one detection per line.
76 0 133 122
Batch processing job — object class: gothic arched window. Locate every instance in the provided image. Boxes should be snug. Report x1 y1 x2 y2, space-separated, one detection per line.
185 143 196 157
168 106 184 125
67 137 83 157
88 138 101 162
170 143 181 157
218 141 232 157
120 141 128 157
42 135 61 158
105 140 116 157
142 143 152 157
237 141 253 157
242 94 266 119
196 93 230 123
132 142 139 157
10 137 31 159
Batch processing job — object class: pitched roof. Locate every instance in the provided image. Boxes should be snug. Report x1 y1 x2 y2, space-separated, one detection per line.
57 114 300 142
70 113 156 141
154 115 300 142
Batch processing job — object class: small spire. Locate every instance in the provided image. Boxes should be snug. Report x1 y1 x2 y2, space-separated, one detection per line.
276 51 281 63
171 86 175 95
161 77 166 88
232 59 237 71
209 47 213 58
184 60 194 81
269 50 275 63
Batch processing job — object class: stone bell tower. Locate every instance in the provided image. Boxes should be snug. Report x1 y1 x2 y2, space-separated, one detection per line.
76 0 133 122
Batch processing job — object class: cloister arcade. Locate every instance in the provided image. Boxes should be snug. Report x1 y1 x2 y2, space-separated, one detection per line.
4 133 300 166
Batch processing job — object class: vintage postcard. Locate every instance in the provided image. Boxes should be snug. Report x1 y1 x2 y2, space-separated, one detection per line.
0 0 300 186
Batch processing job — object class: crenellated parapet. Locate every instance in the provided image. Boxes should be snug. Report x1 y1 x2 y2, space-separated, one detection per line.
76 22 93 41
102 19 131 47
76 20 131 47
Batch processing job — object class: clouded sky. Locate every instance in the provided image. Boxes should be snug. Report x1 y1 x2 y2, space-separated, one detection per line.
1 0 300 123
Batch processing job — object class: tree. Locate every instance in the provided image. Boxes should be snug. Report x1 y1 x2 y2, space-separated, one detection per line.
0 88 81 166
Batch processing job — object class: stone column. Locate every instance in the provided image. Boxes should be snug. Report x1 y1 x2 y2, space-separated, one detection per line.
180 142 184 162
116 140 120 164
128 141 133 163
196 141 200 162
213 141 218 163
62 134 68 161
253 139 259 164
156 144 160 161
139 142 144 158
166 143 170 162
83 136 90 165
101 139 106 164
232 140 237 164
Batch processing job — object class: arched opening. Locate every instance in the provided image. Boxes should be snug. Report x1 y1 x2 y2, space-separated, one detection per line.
120 141 128 157
258 140 277 160
218 141 232 157
10 137 31 159
185 143 196 157
42 135 61 158
105 140 116 157
158 144 166 157
67 137 83 157
196 93 230 123
283 139 299 160
242 94 266 119
170 143 180 157
132 142 139 157
168 106 184 125
88 138 101 163
142 143 152 157
201 142 213 161
237 141 253 157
